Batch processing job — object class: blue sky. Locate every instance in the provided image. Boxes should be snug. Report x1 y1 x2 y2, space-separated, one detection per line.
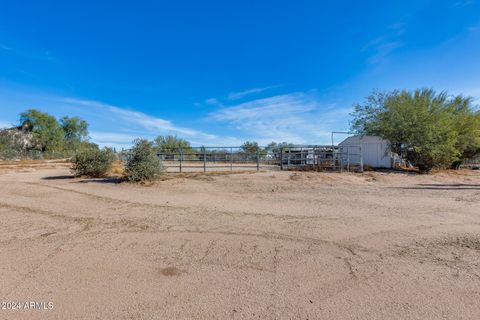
1 0 479 148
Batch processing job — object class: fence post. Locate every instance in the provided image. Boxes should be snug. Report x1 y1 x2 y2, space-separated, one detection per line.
230 147 233 171
300 147 303 166
256 149 260 172
280 147 284 170
179 149 183 173
287 147 291 167
203 148 207 173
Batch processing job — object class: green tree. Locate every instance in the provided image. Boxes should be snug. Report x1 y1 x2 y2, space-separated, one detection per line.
60 116 89 149
265 141 294 153
153 135 194 154
447 96 480 168
264 142 295 160
60 116 90 156
19 109 63 153
240 141 261 154
240 141 268 160
350 89 479 172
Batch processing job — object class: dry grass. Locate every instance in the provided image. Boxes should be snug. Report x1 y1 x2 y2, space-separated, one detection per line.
108 160 125 176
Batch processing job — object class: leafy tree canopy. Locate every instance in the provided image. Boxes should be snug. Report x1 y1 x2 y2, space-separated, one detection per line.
60 116 89 143
20 109 64 153
240 141 261 154
1 109 91 159
265 141 295 153
350 89 480 172
153 135 194 154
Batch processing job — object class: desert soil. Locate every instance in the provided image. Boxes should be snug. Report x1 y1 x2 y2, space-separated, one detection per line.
0 163 479 319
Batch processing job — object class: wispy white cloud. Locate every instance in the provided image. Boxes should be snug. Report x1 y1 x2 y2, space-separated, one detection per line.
0 86 350 148
227 86 277 100
209 92 351 144
0 42 56 62
89 132 139 150
462 87 480 102
89 132 138 143
466 23 480 33
363 21 406 65
61 98 240 146
0 120 13 129
205 98 221 105
388 22 407 36
63 98 209 137
0 43 14 52
367 41 404 64
453 0 474 7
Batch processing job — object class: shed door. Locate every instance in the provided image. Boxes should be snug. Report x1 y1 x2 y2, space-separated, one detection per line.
362 143 390 168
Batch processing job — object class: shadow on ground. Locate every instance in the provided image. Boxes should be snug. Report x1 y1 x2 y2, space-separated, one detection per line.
77 177 124 184
42 175 124 184
394 183 480 190
42 175 75 180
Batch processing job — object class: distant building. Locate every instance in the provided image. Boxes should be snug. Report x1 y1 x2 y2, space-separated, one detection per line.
339 135 400 168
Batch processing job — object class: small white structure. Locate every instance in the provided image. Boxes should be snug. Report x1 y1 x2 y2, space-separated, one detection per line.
339 135 396 168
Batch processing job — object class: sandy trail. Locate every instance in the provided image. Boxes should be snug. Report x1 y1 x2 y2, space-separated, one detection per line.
0 165 479 319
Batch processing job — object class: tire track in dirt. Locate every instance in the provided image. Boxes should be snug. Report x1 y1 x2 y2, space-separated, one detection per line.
3 241 67 297
1 200 361 264
26 181 364 223
6 196 476 264
0 206 98 297
0 205 401 314
0 200 334 249
25 182 190 210
0 201 96 226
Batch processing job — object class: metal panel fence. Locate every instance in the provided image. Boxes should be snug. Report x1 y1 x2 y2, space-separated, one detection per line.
461 157 480 169
152 145 363 173
281 145 363 172
156 147 271 172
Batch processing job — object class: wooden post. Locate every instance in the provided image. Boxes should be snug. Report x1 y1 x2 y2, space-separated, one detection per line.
230 147 233 171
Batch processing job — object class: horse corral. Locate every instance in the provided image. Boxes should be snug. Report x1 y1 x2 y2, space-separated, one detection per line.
155 145 364 173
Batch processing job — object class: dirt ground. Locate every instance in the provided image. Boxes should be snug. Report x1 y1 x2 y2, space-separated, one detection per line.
1 162 479 319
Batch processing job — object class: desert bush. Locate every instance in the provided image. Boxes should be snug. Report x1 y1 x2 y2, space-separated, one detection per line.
71 147 115 177
0 148 18 160
124 139 164 182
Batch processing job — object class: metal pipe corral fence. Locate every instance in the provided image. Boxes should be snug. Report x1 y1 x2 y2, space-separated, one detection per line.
148 145 363 173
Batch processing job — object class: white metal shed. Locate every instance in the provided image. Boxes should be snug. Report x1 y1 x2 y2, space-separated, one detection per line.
338 135 394 168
